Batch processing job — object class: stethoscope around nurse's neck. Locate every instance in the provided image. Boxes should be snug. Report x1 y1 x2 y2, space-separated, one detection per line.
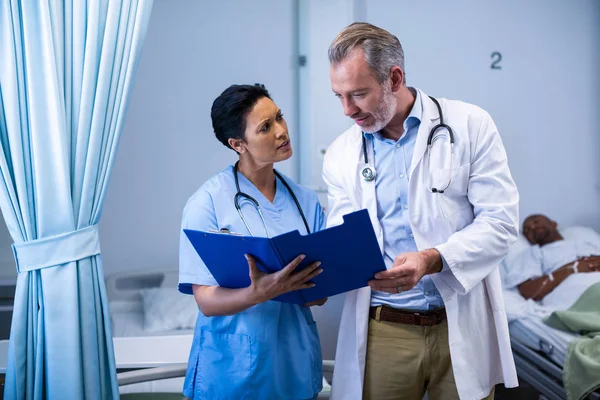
360 96 455 194
233 162 311 237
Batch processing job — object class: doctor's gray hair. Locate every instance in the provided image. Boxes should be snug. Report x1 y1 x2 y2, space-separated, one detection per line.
328 22 406 85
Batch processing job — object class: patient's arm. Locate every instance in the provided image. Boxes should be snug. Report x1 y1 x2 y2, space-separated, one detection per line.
517 257 600 301
517 263 576 301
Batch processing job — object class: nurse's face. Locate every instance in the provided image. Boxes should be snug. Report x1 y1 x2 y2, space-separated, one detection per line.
236 97 292 164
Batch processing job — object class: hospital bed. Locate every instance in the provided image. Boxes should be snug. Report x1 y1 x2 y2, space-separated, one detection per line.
503 289 596 400
106 269 194 394
502 227 600 400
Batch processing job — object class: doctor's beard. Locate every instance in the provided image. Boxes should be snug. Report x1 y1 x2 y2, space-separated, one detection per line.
361 81 397 134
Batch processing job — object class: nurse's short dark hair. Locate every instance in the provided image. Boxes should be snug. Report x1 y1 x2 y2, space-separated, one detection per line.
211 83 272 150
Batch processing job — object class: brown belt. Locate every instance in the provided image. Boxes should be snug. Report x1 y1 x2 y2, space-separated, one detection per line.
369 306 447 326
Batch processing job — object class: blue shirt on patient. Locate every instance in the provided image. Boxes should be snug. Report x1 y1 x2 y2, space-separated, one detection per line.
179 166 325 400
367 89 444 311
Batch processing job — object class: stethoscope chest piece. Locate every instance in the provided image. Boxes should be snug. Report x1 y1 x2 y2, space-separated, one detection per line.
359 96 453 190
362 166 376 182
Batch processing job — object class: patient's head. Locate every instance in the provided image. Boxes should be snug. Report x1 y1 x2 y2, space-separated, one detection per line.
211 83 292 165
523 214 561 246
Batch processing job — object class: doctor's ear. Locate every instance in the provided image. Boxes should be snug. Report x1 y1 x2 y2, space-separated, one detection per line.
228 138 246 154
389 66 404 92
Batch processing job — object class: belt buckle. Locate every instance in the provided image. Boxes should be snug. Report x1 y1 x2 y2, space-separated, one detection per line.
413 312 421 325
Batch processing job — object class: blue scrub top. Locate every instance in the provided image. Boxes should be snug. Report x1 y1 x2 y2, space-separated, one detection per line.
179 165 326 400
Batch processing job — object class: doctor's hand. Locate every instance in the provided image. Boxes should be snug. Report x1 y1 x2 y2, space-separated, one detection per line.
245 254 323 304
368 249 443 293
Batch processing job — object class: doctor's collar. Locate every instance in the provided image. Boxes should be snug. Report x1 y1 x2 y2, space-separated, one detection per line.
363 130 382 140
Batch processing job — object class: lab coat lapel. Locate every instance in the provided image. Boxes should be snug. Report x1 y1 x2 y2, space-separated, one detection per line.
355 130 383 251
409 90 440 179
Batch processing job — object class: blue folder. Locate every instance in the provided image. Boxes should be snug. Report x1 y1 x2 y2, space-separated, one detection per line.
183 209 386 304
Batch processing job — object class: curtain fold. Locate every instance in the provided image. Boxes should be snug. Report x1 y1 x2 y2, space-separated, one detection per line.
0 1 154 398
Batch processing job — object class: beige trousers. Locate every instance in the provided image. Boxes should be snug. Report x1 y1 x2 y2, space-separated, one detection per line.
363 317 495 400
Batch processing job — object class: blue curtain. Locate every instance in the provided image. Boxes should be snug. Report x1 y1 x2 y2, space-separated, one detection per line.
0 1 153 398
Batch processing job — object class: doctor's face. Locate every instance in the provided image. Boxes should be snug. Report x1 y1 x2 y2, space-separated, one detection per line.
330 48 396 133
238 97 292 165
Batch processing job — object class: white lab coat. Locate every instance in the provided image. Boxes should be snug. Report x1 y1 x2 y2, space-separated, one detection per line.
323 89 520 400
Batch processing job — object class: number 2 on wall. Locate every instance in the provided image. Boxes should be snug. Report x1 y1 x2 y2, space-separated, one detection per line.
491 52 502 70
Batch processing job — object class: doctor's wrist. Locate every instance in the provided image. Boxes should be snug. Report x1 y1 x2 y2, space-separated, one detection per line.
422 248 444 275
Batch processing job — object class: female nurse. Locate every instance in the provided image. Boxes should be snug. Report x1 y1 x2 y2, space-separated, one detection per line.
178 84 327 399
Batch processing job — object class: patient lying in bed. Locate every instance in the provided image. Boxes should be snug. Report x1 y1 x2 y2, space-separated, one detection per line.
503 214 600 309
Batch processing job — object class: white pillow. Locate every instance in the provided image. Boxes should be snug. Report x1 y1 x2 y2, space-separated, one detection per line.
561 226 600 244
140 287 198 332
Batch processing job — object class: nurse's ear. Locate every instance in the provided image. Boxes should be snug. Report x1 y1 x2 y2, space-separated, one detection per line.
228 138 246 154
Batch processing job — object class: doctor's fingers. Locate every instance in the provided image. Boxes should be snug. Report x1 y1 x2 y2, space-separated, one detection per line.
368 277 418 292
374 267 412 280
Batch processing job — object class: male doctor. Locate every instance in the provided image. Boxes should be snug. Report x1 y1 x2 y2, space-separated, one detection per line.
323 23 520 400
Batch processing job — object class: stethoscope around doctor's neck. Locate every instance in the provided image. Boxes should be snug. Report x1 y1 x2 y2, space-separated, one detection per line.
361 96 455 194
233 162 311 237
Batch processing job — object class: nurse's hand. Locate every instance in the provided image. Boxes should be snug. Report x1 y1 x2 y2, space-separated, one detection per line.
245 254 323 304
368 249 443 293
304 298 328 307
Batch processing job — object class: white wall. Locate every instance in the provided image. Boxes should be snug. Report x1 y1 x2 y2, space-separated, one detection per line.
99 0 298 276
297 0 357 189
303 0 600 231
365 0 600 230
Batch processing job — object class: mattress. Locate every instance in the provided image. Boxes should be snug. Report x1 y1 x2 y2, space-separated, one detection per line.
111 309 194 338
508 316 575 366
503 286 579 368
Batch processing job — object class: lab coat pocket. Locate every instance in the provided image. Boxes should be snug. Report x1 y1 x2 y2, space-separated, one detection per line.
432 165 471 219
196 329 255 398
